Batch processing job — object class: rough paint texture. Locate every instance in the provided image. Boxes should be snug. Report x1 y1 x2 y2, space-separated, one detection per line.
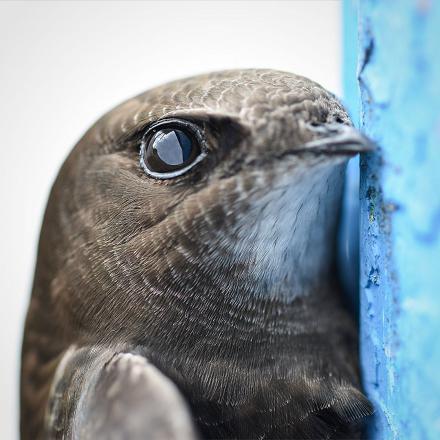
352 1 440 438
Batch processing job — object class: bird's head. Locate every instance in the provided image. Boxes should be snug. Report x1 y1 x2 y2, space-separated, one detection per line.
29 69 375 439
37 69 371 349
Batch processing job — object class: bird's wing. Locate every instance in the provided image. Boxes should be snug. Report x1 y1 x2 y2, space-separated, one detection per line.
45 345 198 440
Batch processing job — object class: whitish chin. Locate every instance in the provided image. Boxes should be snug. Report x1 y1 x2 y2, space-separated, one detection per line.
231 162 345 301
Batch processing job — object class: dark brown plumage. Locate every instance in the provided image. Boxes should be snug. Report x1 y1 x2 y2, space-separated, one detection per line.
21 69 373 439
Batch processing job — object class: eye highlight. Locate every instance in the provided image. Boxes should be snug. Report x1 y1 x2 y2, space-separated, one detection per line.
140 119 206 179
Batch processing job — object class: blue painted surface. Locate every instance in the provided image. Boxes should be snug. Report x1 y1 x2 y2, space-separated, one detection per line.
344 1 440 439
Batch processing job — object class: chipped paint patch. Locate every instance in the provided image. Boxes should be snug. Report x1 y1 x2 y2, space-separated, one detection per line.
344 1 440 439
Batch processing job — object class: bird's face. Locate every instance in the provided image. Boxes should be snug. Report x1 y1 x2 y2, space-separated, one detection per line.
28 70 374 439
43 70 370 346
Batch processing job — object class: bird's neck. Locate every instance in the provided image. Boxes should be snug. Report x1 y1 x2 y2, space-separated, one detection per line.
217 162 345 301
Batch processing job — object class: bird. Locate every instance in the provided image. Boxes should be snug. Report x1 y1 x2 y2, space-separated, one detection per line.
21 69 374 440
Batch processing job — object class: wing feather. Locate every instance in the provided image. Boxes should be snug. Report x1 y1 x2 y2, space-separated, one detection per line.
45 346 198 440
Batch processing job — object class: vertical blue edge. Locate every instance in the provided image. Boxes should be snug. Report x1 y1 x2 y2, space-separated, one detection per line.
339 0 361 319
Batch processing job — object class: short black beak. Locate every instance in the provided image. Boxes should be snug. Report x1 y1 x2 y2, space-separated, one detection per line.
300 123 375 156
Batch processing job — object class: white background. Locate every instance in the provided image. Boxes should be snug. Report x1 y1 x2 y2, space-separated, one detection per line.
0 1 341 438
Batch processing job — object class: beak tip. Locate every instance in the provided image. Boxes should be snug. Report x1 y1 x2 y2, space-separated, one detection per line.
356 132 376 153
304 123 376 155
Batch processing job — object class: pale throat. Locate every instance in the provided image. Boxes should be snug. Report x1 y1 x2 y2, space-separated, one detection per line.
233 162 345 301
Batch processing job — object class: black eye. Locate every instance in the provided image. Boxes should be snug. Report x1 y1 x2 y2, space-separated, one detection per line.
140 119 206 179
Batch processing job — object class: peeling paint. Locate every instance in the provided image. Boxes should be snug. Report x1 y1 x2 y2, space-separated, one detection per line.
344 1 440 439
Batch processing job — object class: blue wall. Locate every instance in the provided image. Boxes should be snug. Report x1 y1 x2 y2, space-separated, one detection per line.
344 1 440 439
340 0 361 319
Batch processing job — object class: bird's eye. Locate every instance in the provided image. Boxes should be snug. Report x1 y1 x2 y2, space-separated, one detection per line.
140 119 206 179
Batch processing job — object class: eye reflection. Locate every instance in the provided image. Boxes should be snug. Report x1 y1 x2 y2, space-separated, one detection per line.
151 130 193 166
140 120 205 179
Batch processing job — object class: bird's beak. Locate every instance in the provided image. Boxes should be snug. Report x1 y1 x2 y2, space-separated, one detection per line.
299 123 375 156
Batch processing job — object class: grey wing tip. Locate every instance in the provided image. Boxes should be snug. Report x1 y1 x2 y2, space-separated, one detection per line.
47 347 199 440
